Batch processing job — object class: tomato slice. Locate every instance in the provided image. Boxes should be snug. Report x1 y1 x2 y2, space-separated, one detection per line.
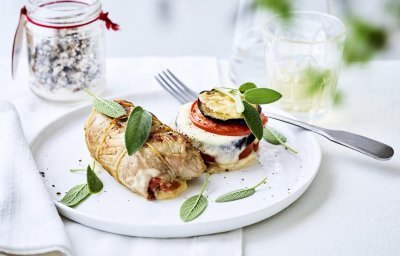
238 141 259 160
147 177 181 200
201 141 260 163
190 100 267 136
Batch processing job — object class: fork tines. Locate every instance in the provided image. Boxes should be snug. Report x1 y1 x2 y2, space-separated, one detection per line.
155 70 197 103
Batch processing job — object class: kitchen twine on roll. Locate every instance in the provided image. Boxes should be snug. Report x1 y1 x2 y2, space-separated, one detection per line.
11 5 119 78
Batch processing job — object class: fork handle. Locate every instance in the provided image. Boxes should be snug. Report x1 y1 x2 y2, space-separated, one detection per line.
266 113 394 160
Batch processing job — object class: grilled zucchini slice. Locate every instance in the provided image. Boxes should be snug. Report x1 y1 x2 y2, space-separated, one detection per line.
198 89 260 123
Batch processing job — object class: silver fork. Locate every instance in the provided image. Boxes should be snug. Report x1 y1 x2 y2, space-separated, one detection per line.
155 69 394 160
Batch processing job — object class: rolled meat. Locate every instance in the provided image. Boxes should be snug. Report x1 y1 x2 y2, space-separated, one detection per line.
85 99 207 200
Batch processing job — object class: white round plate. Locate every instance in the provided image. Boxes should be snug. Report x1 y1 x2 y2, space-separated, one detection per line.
31 91 321 238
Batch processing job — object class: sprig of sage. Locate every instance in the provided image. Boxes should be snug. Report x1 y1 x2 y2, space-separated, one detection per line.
214 83 282 140
60 184 90 207
69 168 86 173
239 82 257 93
61 164 104 208
124 106 153 156
180 173 210 222
70 160 96 173
242 101 263 140
84 89 126 118
215 177 267 203
263 126 298 154
85 89 153 156
243 88 282 104
87 165 103 193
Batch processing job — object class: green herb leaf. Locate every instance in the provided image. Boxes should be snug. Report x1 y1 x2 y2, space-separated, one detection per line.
216 177 267 203
180 174 209 222
86 165 103 194
70 168 86 173
263 127 298 154
125 106 152 156
242 101 263 140
93 99 126 118
244 88 282 104
84 89 126 118
216 189 255 202
180 195 208 222
239 82 257 93
263 126 286 145
60 184 90 207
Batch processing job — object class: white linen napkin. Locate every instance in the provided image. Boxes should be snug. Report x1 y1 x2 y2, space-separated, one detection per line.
0 100 72 256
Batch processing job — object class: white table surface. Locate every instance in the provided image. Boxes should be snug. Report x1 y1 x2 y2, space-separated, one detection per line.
2 57 400 256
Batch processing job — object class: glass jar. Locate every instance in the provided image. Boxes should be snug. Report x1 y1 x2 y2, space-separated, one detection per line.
263 11 346 121
25 0 106 102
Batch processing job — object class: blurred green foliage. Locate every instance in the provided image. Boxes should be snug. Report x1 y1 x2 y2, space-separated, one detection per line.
255 0 393 64
305 67 333 95
304 66 343 106
254 0 398 108
343 17 388 64
333 90 344 106
386 0 400 24
254 0 293 20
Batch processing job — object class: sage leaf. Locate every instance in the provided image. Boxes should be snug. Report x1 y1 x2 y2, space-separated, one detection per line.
70 168 86 173
263 127 298 154
216 177 267 203
215 188 255 202
263 126 286 145
242 101 263 140
93 99 126 118
125 106 152 156
180 173 209 222
60 184 90 207
87 165 103 194
239 82 257 93
85 89 126 118
244 88 282 104
180 195 208 222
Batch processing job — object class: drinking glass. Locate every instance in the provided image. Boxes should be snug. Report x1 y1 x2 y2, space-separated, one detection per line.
229 0 267 87
263 11 346 121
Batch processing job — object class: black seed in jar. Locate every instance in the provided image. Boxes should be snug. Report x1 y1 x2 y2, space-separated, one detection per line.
26 27 103 96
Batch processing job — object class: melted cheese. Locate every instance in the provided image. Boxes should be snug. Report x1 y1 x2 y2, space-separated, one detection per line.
176 103 249 164
207 151 257 173
128 168 161 195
